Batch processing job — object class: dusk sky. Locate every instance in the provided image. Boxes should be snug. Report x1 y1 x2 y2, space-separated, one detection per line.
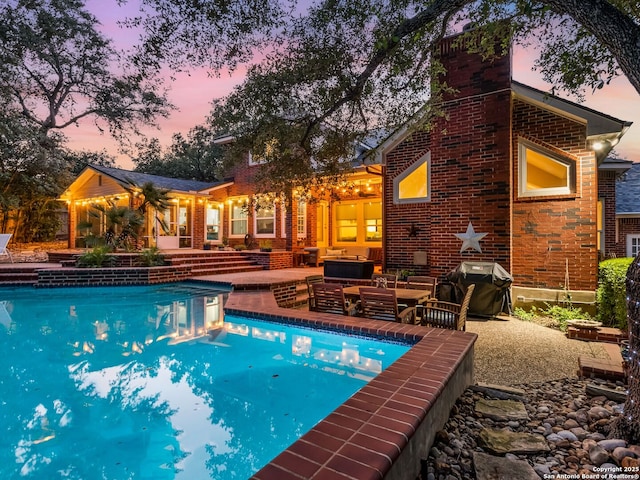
71 1 640 168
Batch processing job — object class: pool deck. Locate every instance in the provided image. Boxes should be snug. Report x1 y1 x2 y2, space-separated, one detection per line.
192 266 326 288
214 273 476 480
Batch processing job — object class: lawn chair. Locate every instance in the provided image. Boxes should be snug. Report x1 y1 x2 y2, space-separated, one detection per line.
421 284 475 331
305 274 324 311
359 287 416 323
371 273 397 289
0 234 14 263
312 283 358 316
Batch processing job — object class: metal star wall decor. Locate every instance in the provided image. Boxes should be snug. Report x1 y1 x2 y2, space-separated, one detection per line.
406 223 421 237
454 222 488 253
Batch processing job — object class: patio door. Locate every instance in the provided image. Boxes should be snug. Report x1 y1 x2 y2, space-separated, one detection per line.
316 201 329 248
156 205 179 249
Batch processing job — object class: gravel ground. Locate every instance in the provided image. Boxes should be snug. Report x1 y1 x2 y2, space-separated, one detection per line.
465 316 610 385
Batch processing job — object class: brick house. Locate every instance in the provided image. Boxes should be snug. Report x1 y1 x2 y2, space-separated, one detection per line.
60 164 219 249
375 33 631 301
61 32 632 302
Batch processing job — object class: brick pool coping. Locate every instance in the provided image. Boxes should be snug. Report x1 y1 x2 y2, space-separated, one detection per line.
224 290 477 480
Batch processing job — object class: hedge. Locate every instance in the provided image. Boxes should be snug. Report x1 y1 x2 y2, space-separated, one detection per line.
597 257 634 330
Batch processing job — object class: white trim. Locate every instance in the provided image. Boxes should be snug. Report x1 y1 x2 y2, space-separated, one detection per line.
253 202 276 238
228 198 249 238
296 200 307 239
518 139 575 198
393 152 431 204
205 204 223 243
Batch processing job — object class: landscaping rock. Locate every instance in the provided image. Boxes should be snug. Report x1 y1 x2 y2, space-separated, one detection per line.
473 452 539 480
478 428 549 455
475 399 529 422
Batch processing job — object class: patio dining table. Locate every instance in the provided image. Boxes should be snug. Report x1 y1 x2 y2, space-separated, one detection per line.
342 286 432 308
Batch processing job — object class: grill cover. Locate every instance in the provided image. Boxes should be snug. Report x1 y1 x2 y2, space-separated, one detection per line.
447 262 513 317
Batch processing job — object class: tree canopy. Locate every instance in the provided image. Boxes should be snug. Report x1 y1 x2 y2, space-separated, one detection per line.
131 125 224 182
121 0 640 193
0 0 172 146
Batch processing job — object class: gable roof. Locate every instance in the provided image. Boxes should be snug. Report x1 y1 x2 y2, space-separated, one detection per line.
374 81 632 165
511 81 632 163
85 164 220 193
617 162 640 215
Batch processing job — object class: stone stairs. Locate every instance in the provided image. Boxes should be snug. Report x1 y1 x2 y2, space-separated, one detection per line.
165 251 264 276
0 251 265 286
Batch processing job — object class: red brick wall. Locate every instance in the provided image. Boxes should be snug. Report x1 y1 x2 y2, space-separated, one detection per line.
598 170 618 257
207 156 313 251
192 201 205 249
616 217 640 256
511 99 597 290
383 33 600 291
384 34 512 280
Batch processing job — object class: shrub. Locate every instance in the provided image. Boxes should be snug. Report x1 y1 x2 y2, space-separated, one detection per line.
513 303 591 332
597 257 634 330
139 247 165 267
76 246 115 268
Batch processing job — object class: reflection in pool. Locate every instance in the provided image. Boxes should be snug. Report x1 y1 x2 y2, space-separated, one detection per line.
0 283 409 479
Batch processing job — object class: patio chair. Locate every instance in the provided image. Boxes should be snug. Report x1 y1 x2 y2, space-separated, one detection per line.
312 283 359 316
0 234 14 263
371 273 397 289
405 275 437 293
359 287 416 323
421 284 475 331
305 274 324 311
400 275 437 316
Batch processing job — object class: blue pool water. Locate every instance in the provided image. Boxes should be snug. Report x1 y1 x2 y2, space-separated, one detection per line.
0 283 410 479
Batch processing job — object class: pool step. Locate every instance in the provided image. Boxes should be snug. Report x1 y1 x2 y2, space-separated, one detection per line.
166 252 264 276
0 267 44 286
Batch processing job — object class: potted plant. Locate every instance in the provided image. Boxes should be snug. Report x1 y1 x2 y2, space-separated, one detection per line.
203 241 212 250
260 240 273 252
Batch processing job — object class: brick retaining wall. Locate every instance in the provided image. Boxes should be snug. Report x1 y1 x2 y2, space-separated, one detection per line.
37 265 192 287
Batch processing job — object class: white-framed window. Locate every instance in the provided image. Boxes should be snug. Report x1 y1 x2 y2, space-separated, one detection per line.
628 234 640 257
518 140 575 197
333 200 383 245
229 198 248 237
254 203 276 237
296 199 307 239
281 206 287 238
205 204 223 242
393 152 430 204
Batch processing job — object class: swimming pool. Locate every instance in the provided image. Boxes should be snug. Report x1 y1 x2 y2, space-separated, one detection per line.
0 283 410 479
